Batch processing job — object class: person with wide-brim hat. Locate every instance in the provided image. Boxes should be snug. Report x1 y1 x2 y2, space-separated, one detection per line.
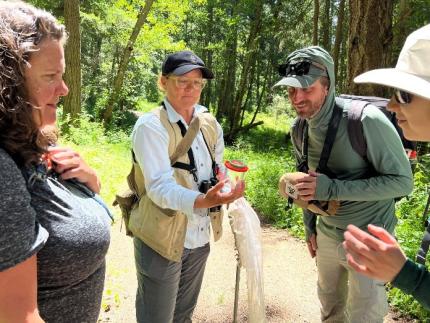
344 24 430 310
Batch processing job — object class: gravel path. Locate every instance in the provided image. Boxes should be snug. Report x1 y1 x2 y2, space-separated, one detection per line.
98 215 416 323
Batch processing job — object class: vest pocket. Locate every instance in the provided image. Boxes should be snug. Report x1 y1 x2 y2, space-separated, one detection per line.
129 195 187 261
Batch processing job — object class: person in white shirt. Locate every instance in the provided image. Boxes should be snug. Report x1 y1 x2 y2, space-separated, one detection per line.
131 50 245 323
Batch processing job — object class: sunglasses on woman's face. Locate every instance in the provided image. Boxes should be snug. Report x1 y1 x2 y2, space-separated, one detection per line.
394 89 413 105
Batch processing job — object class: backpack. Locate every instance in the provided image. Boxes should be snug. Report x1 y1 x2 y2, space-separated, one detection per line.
291 94 417 174
339 94 417 159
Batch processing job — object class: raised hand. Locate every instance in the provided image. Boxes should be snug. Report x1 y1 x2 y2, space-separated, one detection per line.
343 224 407 282
194 178 245 209
48 147 101 193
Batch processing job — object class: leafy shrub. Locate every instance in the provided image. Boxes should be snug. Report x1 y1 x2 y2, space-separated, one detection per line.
224 115 305 237
59 113 130 146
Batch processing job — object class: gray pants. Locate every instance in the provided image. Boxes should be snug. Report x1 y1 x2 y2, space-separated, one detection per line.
316 228 388 323
134 238 210 323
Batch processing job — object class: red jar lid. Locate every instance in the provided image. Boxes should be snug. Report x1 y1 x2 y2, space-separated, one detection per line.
224 160 248 172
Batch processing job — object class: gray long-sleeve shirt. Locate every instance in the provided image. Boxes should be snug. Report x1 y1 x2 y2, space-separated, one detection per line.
299 98 413 241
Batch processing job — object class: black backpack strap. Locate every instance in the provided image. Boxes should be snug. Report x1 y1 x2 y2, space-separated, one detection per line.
345 99 370 160
416 223 430 265
291 103 343 176
417 193 430 264
291 118 309 173
316 103 343 177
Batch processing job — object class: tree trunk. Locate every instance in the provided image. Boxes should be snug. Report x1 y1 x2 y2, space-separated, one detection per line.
63 0 81 120
321 0 331 50
216 31 238 120
313 0 319 45
347 0 393 97
332 0 346 85
86 36 103 113
338 19 349 93
392 0 411 65
250 61 271 125
201 0 214 110
216 1 239 120
101 0 154 125
227 0 263 141
240 61 256 127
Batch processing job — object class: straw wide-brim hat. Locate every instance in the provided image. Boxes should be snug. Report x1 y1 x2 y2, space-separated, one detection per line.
354 24 430 101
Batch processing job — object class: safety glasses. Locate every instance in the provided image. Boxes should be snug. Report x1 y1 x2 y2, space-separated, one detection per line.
278 60 327 77
167 76 207 90
394 89 413 105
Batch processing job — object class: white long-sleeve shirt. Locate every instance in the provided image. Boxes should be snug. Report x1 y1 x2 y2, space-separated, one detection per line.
131 98 225 249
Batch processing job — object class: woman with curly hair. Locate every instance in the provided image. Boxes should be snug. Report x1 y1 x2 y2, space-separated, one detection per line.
0 2 111 322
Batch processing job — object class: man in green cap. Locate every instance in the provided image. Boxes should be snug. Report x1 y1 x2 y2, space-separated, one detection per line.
274 46 413 322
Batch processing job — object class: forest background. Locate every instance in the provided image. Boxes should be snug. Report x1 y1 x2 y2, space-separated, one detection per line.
28 0 430 320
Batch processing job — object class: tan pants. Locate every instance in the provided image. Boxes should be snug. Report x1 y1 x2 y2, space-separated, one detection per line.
316 227 388 323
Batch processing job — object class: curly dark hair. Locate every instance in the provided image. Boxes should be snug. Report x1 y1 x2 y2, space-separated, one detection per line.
0 1 66 167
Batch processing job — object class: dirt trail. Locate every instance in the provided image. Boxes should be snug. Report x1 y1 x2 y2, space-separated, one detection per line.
98 218 415 323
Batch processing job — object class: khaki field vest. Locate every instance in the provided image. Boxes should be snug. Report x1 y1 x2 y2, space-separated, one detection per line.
128 106 224 262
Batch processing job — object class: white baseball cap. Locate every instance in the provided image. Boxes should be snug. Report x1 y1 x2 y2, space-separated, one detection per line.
354 24 430 100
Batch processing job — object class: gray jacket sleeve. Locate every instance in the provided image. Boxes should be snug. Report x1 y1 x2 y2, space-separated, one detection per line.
302 209 317 241
0 150 48 271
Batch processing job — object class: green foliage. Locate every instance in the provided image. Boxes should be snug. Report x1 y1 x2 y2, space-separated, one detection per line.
223 111 305 237
71 0 192 120
59 117 131 217
267 93 296 120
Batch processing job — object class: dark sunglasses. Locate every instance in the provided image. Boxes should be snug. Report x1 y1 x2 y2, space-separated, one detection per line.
278 60 312 77
278 60 327 78
394 89 413 104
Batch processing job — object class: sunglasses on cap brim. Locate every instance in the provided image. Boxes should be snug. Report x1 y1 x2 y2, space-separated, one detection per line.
394 89 413 105
278 60 327 77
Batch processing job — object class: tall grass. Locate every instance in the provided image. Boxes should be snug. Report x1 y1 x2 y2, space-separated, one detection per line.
60 115 131 208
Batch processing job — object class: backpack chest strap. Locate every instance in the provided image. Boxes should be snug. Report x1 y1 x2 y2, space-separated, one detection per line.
293 103 343 178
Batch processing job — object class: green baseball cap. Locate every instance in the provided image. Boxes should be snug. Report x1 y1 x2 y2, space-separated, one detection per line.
274 46 334 89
